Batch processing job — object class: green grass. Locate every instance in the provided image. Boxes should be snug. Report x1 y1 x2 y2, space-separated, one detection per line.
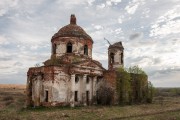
1 88 180 120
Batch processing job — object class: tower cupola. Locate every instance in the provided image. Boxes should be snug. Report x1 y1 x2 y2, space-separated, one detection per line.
108 41 124 70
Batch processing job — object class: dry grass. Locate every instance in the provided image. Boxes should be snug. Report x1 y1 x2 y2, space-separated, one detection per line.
0 84 26 89
0 85 180 120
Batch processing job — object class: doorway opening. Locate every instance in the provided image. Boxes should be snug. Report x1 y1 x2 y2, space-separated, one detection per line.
45 90 49 102
75 91 78 102
86 91 89 105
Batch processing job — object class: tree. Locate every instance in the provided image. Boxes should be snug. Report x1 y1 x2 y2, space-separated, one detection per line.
116 66 154 105
116 67 131 105
96 80 114 105
147 81 155 103
127 66 148 103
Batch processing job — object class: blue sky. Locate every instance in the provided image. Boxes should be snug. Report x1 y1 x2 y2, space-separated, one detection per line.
0 0 180 87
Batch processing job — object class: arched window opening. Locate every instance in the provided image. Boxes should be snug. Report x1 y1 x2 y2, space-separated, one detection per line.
121 52 123 64
97 76 101 83
86 76 90 84
53 44 56 54
84 45 88 55
75 75 79 83
67 42 72 53
110 53 114 64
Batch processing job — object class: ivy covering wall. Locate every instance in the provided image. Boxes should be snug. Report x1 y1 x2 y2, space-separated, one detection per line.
116 66 154 105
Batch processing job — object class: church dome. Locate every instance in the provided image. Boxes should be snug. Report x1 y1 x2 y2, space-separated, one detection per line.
52 14 93 42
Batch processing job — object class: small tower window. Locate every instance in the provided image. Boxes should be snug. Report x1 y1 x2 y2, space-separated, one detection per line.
110 53 114 64
84 45 88 55
121 52 123 64
67 42 72 53
53 44 56 54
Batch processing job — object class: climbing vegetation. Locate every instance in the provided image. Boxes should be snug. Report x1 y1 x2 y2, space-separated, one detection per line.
116 66 154 105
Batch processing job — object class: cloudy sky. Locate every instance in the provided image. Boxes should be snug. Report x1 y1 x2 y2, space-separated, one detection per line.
0 0 180 87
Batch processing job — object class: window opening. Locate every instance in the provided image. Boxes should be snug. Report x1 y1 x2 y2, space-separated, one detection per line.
45 90 48 102
121 52 123 64
67 42 72 53
53 44 56 54
84 45 88 55
75 91 78 102
110 53 114 64
75 75 79 83
86 76 90 84
86 91 89 105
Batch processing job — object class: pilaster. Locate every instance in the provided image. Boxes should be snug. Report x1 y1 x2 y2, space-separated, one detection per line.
82 74 87 106
70 74 75 107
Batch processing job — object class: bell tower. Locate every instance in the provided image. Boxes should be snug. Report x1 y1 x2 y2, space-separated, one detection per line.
108 41 124 70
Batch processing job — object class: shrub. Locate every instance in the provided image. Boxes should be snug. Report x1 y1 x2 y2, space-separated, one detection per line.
116 67 131 105
96 81 114 105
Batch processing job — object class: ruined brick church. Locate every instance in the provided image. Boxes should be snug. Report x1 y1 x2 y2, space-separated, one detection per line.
26 14 124 107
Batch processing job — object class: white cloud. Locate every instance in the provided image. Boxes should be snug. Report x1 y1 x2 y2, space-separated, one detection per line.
118 15 124 24
30 45 39 50
125 3 139 14
142 8 150 18
56 0 87 5
106 0 122 6
0 9 6 16
151 70 180 87
115 28 122 34
94 25 103 30
0 35 11 46
151 20 180 37
96 3 106 9
0 35 7 44
125 0 145 14
106 1 112 6
92 53 108 61
111 0 122 2
0 0 19 16
87 0 95 6
0 0 179 87
150 5 180 37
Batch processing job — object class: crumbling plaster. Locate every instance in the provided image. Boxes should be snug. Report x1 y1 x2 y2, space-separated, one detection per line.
52 37 92 58
26 14 124 107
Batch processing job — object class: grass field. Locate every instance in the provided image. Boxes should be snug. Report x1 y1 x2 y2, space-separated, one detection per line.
0 85 180 120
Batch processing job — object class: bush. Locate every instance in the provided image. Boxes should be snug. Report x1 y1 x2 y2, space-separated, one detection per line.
96 81 114 105
116 67 131 105
116 66 153 105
